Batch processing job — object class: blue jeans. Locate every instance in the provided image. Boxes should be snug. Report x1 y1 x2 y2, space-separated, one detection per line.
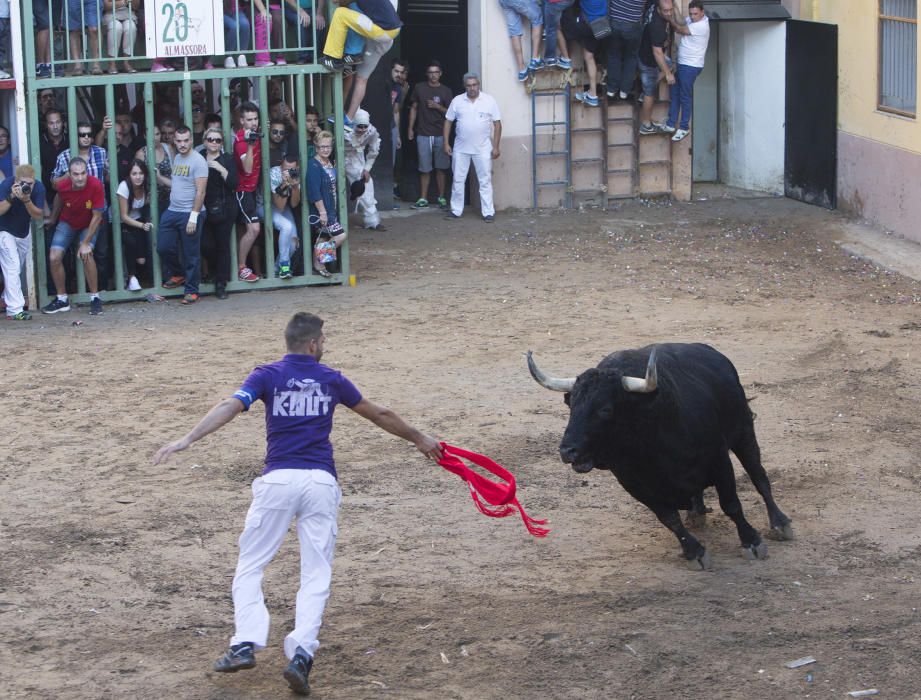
157 208 205 294
667 64 703 130
543 0 573 60
605 18 643 94
225 13 252 52
283 6 314 60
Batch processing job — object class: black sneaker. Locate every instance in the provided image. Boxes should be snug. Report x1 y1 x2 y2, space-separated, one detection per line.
443 213 461 220
283 654 313 696
41 298 71 314
343 53 364 65
89 297 103 315
320 54 344 71
483 215 495 223
214 643 256 673
215 283 229 300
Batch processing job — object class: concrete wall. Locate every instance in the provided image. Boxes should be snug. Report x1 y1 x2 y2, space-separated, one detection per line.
692 31 720 181
718 21 786 194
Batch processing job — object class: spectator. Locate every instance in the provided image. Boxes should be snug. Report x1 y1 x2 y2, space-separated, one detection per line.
543 0 573 69
307 130 346 277
0 126 12 181
34 0 53 79
283 0 328 63
191 105 207 146
99 112 146 181
156 124 208 304
638 0 674 134
67 0 103 75
268 118 290 166
101 0 139 74
498 0 543 81
222 1 251 68
252 0 275 67
42 157 106 315
605 0 646 100
303 106 321 160
116 159 152 291
269 154 302 279
344 109 383 230
0 0 11 79
563 0 606 106
0 164 46 320
233 102 263 282
387 58 408 197
442 73 502 223
270 99 299 136
40 109 68 204
52 121 109 185
408 60 452 210
200 127 239 299
195 114 224 154
38 88 59 119
191 80 207 109
135 124 174 214
159 119 178 148
152 312 441 696
660 0 710 142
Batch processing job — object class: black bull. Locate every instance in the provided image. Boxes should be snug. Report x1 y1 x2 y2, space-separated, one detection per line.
527 343 793 569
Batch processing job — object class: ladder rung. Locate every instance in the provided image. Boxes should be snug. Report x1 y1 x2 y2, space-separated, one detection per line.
534 121 569 127
572 158 604 165
640 159 671 166
607 117 635 123
571 127 604 133
608 143 636 149
572 188 605 194
535 151 569 157
536 180 569 187
607 168 635 174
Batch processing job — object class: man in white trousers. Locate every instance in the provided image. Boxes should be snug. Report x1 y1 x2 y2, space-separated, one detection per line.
442 72 502 223
0 165 46 321
152 312 442 696
344 109 385 230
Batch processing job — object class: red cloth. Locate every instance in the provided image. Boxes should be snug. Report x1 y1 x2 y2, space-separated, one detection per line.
437 443 550 538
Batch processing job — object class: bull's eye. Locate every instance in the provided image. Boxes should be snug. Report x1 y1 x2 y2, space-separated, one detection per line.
597 405 613 419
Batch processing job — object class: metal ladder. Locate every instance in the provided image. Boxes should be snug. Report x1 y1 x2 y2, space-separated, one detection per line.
531 83 572 209
569 97 608 208
605 99 640 203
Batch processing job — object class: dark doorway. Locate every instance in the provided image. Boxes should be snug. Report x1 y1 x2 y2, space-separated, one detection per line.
785 20 837 209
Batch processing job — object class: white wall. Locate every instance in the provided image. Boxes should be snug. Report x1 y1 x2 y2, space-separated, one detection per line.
718 21 786 194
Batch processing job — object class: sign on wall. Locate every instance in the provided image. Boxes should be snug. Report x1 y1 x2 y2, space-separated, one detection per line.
145 1 226 59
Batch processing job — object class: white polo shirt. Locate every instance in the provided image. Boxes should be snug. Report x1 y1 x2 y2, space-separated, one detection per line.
677 14 710 68
445 91 502 154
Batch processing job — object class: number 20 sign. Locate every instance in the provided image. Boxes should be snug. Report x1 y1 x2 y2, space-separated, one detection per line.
145 0 226 60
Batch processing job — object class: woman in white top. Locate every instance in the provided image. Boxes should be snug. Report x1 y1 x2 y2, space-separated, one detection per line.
117 158 152 291
134 124 173 211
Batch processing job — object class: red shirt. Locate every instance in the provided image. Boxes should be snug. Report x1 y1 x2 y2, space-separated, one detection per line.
57 175 106 230
234 129 261 192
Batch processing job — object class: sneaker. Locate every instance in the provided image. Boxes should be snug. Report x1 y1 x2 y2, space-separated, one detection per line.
656 122 676 134
41 298 70 314
150 61 174 73
278 262 293 279
215 283 229 300
606 90 616 99
558 57 572 70
366 223 387 231
575 91 599 107
224 56 236 68
443 213 461 220
343 53 364 65
275 58 287 66
180 293 199 305
320 54 344 71
411 198 429 209
544 57 558 68
483 215 495 223
238 266 259 282
127 275 142 291
672 128 689 142
619 91 629 100
237 55 248 67
639 122 658 135
36 63 52 79
214 643 256 673
517 67 529 82
255 60 275 68
162 275 185 289
89 297 103 315
8 311 32 320
283 654 313 696
342 114 355 132
528 58 543 71
437 196 448 209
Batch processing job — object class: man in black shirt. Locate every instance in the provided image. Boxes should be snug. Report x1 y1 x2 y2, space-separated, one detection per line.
99 112 146 181
638 0 675 135
40 109 68 205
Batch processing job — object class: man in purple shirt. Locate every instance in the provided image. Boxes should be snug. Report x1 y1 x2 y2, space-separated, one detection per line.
153 312 442 696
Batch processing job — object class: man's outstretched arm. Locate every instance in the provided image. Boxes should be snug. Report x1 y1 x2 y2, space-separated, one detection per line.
153 398 245 464
349 398 442 460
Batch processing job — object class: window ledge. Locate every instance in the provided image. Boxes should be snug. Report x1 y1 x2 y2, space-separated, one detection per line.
875 108 917 122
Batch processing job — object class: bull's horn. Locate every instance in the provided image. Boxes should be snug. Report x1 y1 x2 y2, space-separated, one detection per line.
622 346 658 393
527 351 576 392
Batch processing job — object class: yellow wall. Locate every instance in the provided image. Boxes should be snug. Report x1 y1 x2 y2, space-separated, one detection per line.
805 0 921 155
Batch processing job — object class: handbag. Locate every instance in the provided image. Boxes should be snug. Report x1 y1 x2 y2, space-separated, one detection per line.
587 15 612 40
313 226 338 265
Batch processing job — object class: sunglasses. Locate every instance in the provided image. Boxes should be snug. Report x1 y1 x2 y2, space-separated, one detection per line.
354 125 368 130
270 129 286 135
205 136 223 143
317 144 333 149
78 132 93 137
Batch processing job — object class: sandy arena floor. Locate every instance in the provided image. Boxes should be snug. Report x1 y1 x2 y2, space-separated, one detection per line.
3 193 921 699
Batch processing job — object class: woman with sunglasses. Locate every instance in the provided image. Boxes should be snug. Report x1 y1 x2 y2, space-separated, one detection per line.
116 158 152 291
200 127 239 300
306 131 347 278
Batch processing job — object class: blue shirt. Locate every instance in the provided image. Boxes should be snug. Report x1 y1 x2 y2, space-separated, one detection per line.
0 177 46 238
233 354 363 478
356 0 402 29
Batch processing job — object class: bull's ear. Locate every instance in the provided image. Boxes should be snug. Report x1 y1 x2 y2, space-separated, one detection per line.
564 392 571 406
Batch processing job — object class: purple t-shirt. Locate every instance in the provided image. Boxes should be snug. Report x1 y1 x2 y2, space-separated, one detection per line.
233 354 363 478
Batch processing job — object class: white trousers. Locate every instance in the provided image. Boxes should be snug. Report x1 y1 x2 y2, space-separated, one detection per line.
0 231 31 316
450 147 494 217
230 468 341 661
345 168 380 228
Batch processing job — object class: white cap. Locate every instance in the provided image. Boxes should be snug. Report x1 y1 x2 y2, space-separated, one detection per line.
354 109 371 126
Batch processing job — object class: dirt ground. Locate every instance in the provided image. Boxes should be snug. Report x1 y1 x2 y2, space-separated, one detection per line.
3 192 921 699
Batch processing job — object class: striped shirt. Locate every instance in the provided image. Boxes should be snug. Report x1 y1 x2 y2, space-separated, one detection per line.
609 0 645 22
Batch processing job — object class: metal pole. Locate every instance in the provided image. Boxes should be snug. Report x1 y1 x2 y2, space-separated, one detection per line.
295 72 310 276
220 78 239 279
144 81 163 288
105 84 125 289
333 72 348 281
258 75 275 278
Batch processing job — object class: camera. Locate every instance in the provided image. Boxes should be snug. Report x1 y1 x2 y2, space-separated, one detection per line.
245 129 263 144
18 182 32 196
287 167 300 179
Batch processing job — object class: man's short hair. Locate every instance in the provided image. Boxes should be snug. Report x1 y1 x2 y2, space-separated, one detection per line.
285 312 324 350
205 112 221 126
270 118 287 130
689 0 704 9
15 164 36 179
174 124 192 136
159 118 177 129
44 108 63 123
69 156 88 172
305 105 321 119
77 120 93 131
463 72 480 84
427 59 443 71
240 101 260 116
392 57 408 69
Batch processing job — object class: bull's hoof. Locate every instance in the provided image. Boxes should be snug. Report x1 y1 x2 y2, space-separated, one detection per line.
685 511 707 528
767 523 795 541
684 549 712 571
742 541 769 560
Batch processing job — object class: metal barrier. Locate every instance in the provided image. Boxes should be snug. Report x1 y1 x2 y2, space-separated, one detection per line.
20 0 350 305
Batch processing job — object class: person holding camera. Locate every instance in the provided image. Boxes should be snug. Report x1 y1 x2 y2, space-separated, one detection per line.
0 165 46 321
234 102 264 283
269 156 301 280
201 127 239 300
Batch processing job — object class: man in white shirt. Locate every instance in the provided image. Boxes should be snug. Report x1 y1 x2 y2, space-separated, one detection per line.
660 0 710 142
442 72 502 223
